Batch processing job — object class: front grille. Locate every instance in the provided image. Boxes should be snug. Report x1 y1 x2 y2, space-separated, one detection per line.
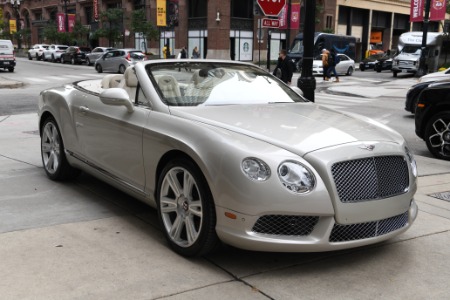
330 211 409 242
252 215 319 236
331 156 409 203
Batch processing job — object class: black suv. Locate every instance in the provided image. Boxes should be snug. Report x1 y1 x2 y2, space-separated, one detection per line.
415 81 450 160
60 46 91 65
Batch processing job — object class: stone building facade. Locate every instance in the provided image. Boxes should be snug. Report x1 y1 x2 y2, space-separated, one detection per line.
0 0 447 61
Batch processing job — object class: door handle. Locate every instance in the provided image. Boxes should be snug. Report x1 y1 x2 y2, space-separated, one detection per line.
79 106 90 113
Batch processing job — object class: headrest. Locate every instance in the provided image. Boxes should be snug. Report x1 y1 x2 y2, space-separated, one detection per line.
124 68 138 87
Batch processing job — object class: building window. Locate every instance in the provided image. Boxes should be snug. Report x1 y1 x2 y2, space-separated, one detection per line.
189 0 207 18
231 0 253 18
326 15 333 29
85 6 93 24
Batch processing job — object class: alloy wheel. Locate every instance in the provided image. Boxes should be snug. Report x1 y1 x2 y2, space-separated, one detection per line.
41 121 61 175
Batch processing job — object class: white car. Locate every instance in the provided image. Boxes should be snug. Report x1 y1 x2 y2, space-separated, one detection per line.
28 44 49 60
418 67 450 83
312 53 355 76
43 44 69 62
38 60 418 257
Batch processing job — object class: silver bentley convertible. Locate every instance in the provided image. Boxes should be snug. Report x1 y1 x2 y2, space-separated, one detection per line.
38 60 418 256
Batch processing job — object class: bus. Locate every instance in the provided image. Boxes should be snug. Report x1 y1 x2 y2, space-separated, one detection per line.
392 31 450 77
288 32 357 71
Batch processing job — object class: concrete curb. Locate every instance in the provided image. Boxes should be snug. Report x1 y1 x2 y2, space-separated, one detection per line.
0 77 24 89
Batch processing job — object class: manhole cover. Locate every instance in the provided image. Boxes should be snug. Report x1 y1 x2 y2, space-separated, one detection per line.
429 191 450 202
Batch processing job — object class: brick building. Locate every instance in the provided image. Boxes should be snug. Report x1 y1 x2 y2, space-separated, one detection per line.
0 0 447 61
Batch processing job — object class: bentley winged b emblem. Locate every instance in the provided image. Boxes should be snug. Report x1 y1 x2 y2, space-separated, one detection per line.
359 144 375 151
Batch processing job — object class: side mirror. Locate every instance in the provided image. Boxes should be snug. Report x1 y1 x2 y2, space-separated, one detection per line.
100 88 134 113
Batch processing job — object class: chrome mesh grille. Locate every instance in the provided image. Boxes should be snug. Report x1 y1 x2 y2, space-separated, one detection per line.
331 156 409 203
329 211 409 242
252 215 319 236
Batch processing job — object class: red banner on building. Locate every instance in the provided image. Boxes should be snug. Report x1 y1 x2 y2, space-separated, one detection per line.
279 3 301 30
410 0 446 22
57 13 76 32
430 0 446 21
93 0 99 21
410 0 423 22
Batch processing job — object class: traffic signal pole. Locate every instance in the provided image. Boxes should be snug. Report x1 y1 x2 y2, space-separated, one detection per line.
297 0 316 102
416 0 431 77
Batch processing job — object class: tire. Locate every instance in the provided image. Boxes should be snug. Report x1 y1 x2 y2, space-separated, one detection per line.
95 64 103 73
393 71 398 78
41 117 80 180
8 68 14 72
37 54 42 61
376 67 382 73
28 53 32 60
119 64 126 74
61 56 65 64
51 55 56 63
71 57 75 65
360 65 365 71
346 67 353 76
157 158 219 257
87 58 91 66
424 111 450 161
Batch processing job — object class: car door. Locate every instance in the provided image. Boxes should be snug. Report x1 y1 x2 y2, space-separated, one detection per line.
100 51 115 71
336 54 347 74
71 89 148 193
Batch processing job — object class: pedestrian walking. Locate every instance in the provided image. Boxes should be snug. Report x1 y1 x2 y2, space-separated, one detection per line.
192 46 200 59
178 46 188 71
321 49 330 81
272 49 293 84
326 48 340 82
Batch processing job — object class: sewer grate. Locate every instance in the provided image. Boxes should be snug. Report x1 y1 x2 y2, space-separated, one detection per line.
429 192 450 202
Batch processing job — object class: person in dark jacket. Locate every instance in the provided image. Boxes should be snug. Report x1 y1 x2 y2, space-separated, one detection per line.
326 48 340 82
273 49 293 84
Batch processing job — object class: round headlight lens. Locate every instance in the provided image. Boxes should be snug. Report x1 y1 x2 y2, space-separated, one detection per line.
277 161 316 193
242 157 271 181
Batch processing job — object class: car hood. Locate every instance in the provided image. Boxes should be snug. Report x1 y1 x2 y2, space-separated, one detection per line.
170 103 403 156
395 53 419 60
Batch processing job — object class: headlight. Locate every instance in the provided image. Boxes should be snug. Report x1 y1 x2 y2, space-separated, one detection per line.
405 146 418 178
241 157 271 181
278 161 315 193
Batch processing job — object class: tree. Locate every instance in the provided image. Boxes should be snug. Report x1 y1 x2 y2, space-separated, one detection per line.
130 9 158 52
94 8 124 47
42 22 66 44
70 21 89 46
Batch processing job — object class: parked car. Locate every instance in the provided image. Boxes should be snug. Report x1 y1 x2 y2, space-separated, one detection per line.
374 51 395 72
359 53 385 71
418 67 450 83
86 47 116 66
0 39 16 72
43 44 69 62
404 78 450 114
312 53 355 76
94 49 146 74
60 46 91 65
415 81 450 160
38 60 418 257
28 44 49 60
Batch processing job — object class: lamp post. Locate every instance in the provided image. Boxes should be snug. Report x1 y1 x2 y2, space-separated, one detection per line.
10 0 21 49
416 0 431 77
62 0 69 33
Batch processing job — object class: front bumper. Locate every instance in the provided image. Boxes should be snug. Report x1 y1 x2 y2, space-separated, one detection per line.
215 199 418 252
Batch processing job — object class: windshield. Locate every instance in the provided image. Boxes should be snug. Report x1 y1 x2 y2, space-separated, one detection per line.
289 39 304 54
401 45 421 55
146 62 306 106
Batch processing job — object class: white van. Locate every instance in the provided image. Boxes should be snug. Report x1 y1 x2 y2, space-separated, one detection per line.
0 40 16 72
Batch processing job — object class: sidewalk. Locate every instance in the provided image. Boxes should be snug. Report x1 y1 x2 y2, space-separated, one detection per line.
2 111 450 299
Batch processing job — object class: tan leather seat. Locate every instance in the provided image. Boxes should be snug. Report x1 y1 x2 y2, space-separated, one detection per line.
101 74 123 89
157 75 181 99
118 68 138 101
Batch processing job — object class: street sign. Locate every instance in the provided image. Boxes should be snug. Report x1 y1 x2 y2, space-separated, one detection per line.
257 0 286 17
261 18 280 28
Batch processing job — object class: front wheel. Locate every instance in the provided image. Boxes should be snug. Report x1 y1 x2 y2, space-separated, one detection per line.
157 158 219 257
8 68 14 72
87 58 91 66
51 55 56 63
393 71 398 77
41 117 80 180
424 112 450 161
28 53 32 60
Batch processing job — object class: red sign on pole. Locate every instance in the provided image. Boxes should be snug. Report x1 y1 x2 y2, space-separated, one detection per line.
262 18 280 28
257 0 286 17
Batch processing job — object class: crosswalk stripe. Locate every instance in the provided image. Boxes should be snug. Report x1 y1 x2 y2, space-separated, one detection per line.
22 77 48 83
